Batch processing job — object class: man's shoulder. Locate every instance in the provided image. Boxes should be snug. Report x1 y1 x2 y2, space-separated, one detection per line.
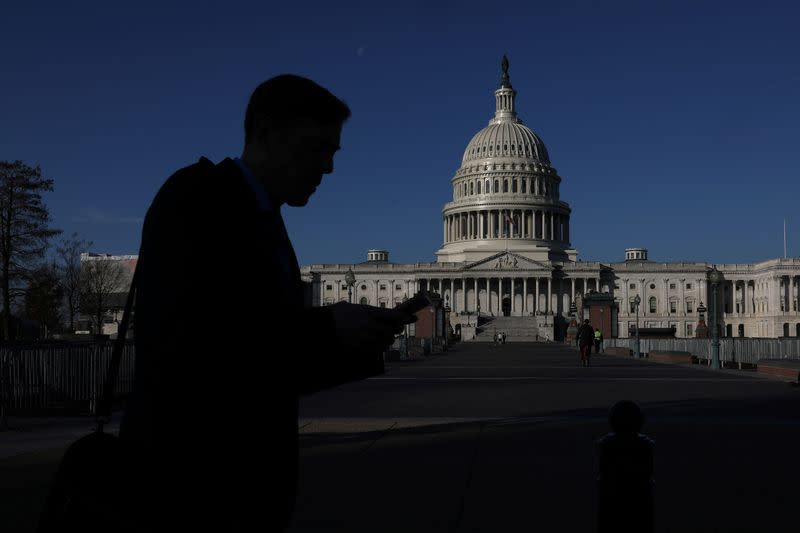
150 157 241 208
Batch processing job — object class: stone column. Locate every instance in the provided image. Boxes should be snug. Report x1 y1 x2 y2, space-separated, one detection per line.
571 278 575 304
534 277 539 314
462 277 467 312
547 277 552 313
541 211 546 239
623 278 629 316
498 278 503 315
640 278 647 317
597 277 602 293
486 278 493 314
511 276 517 316
523 277 528 314
474 278 479 313
663 279 669 315
699 278 706 310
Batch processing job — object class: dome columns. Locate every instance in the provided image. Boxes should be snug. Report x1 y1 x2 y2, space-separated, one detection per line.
443 208 570 245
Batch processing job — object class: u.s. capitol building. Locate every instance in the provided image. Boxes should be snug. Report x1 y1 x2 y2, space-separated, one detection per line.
302 58 800 340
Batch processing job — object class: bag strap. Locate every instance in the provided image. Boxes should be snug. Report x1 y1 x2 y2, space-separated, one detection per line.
95 266 138 432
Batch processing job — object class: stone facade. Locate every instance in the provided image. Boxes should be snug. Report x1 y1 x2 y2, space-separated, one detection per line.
301 59 800 340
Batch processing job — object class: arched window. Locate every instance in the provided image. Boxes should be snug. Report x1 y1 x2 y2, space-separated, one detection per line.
494 179 499 192
784 323 790 337
503 180 509 193
360 297 369 305
649 297 657 313
476 181 481 194
486 179 490 192
512 179 518 193
521 179 527 193
470 182 474 195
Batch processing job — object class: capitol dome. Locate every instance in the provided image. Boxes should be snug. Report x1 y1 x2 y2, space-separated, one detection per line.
462 121 550 166
436 56 577 264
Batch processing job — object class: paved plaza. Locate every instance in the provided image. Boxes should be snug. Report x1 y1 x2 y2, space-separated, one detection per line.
1 341 798 532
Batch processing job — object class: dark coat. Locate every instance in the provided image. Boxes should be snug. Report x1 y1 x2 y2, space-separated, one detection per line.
597 432 655 532
578 323 595 348
120 157 383 531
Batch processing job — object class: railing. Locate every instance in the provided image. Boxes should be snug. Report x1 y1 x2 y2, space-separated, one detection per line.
604 338 800 365
0 340 135 415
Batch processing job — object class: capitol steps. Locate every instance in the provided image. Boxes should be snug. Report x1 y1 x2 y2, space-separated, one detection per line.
474 316 542 342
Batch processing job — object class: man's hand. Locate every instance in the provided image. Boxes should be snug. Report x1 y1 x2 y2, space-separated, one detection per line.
329 302 415 354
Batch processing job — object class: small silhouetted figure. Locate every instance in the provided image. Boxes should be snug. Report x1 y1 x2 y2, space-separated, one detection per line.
578 319 594 366
597 400 654 533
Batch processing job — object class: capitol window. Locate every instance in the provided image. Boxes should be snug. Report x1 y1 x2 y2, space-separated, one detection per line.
521 180 527 193
503 180 509 193
477 181 481 193
494 179 499 192
686 283 693 289
649 297 657 313
380 285 386 291
326 285 332 291
470 182 474 195
361 284 367 290
512 179 518 193
486 179 490 192
629 283 636 289
669 283 676 289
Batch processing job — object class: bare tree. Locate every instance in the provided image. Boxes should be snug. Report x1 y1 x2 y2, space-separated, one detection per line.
23 261 63 338
56 233 93 332
80 257 127 335
81 256 127 333
0 161 61 340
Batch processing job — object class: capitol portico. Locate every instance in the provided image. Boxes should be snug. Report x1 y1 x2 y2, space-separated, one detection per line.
301 57 800 340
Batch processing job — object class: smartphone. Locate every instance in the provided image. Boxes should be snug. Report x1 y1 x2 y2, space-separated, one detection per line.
396 291 432 316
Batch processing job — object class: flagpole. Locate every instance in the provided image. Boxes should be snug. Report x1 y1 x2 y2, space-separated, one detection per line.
784 219 787 258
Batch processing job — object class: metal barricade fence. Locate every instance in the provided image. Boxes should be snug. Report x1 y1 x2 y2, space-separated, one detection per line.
604 338 800 365
0 340 135 414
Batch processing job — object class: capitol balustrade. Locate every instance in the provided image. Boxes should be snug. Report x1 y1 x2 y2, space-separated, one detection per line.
604 337 800 366
0 340 135 415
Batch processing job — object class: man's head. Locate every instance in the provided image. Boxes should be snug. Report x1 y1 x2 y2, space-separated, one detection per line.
242 75 351 207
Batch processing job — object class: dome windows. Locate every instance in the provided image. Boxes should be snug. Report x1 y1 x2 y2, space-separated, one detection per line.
521 179 527 194
512 179 518 193
469 182 474 195
503 179 509 193
485 179 490 192
476 181 481 194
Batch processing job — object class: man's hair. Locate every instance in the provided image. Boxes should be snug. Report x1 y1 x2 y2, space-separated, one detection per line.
244 74 351 144
608 400 643 434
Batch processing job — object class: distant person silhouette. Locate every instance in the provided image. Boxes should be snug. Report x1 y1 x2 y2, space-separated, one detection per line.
596 400 655 533
578 319 594 367
119 75 413 532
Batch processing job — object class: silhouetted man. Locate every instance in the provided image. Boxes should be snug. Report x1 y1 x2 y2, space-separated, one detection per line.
597 400 655 533
578 319 594 367
120 75 412 532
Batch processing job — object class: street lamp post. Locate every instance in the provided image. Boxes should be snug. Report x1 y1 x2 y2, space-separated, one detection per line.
709 267 723 369
633 294 641 359
345 268 355 304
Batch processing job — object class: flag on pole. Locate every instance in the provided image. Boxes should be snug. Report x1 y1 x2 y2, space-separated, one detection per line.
504 213 515 227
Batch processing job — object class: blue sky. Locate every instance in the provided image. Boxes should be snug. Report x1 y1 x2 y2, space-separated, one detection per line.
2 0 799 266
